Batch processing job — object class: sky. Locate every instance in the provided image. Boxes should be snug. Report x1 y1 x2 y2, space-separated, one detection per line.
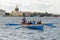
0 0 60 14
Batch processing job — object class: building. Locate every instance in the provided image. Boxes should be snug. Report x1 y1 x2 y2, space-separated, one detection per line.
22 12 31 17
0 9 5 16
10 5 23 16
5 5 54 17
53 15 60 17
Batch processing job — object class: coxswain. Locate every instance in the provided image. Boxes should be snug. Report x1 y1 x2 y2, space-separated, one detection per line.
21 17 26 24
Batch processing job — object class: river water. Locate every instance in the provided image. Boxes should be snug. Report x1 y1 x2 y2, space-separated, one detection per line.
0 17 60 40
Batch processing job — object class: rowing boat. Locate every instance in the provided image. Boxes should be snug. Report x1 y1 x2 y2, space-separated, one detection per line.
5 23 56 30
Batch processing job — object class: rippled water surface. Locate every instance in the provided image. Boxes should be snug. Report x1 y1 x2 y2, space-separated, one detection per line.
0 17 60 40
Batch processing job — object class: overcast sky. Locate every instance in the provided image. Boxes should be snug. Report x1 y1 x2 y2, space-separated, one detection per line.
0 0 60 14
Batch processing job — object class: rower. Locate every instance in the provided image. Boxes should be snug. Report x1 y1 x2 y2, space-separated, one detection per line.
29 20 32 24
32 20 36 24
37 20 41 24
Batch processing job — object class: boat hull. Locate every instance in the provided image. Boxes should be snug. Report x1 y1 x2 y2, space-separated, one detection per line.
26 25 43 30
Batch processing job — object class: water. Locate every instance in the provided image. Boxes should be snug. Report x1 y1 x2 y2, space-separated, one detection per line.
0 17 60 40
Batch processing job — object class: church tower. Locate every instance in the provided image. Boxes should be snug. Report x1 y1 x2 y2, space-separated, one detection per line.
15 5 19 12
10 4 23 16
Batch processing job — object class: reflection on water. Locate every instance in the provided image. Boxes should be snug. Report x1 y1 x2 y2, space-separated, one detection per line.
0 17 60 40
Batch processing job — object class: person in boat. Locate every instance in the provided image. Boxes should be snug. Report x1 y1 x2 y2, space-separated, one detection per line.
21 17 26 24
37 20 41 24
32 20 36 24
26 21 30 24
29 20 32 24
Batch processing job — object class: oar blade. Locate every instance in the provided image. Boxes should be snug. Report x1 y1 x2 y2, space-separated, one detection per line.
44 23 56 27
15 27 22 29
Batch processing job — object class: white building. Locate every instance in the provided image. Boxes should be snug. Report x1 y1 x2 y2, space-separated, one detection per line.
0 9 5 16
10 5 23 16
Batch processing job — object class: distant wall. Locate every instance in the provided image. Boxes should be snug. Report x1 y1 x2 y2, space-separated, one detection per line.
0 9 5 16
5 13 10 16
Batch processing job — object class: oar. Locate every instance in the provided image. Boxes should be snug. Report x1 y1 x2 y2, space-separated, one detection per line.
5 23 25 29
44 23 56 27
15 27 23 29
5 23 57 27
5 23 20 26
